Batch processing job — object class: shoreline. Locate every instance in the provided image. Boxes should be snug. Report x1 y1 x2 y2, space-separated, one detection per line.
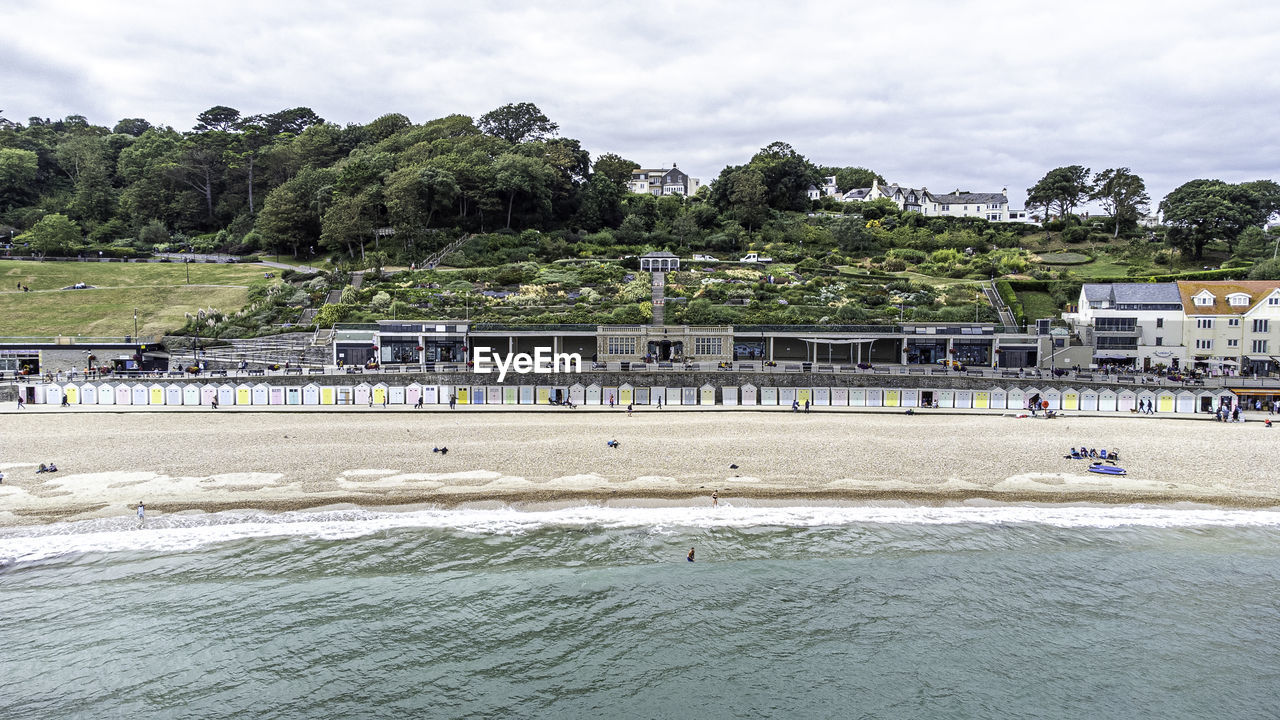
2 412 1278 527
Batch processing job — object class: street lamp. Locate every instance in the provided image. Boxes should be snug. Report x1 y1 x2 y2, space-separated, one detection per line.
185 259 190 284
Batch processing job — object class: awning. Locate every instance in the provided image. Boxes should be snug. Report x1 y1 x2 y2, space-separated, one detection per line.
1092 352 1136 359
1245 355 1275 362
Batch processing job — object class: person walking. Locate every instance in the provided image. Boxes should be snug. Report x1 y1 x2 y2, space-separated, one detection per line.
627 403 633 417
804 399 810 413
16 395 25 410
449 394 457 410
136 502 145 527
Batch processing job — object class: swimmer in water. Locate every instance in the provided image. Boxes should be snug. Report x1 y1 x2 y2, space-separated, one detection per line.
711 490 718 507
687 547 695 562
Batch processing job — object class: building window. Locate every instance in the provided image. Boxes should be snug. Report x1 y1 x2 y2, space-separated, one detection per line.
694 337 723 356
1155 337 1163 346
1228 339 1239 348
942 205 949 211
1097 317 1137 332
1253 340 1269 354
1253 319 1270 333
1228 293 1250 306
1197 318 1214 329
1196 339 1213 350
1194 294 1213 306
1156 317 1163 328
1229 318 1240 327
606 337 637 355
1270 297 1280 306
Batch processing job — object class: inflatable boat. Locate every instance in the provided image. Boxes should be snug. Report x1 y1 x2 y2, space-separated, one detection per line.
1087 463 1126 476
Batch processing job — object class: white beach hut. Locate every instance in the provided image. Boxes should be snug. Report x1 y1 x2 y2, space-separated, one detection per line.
1136 389 1157 412
44 384 63 406
303 384 321 406
849 389 865 407
934 390 953 408
270 386 286 405
634 387 651 406
200 384 218 406
1080 389 1098 411
569 383 586 406
650 386 666 405
779 387 797 407
1007 388 1026 411
1215 389 1237 411
760 387 778 406
165 384 183 405
97 383 115 404
252 383 270 405
814 387 830 406
700 384 715 405
1195 389 1215 413
1175 390 1196 413
217 384 235 406
665 387 681 406
81 383 98 404
740 383 757 406
1042 388 1062 410
900 388 918 407
604 387 619 407
584 383 600 405
831 387 849 406
682 387 697 405
353 383 371 406
722 387 739 406
114 384 131 404
1156 390 1176 413
482 386 498 405
518 385 534 404
955 390 973 409
183 384 200 406
132 384 149 405
1098 389 1118 412
1117 389 1137 412
990 388 1007 410
424 385 440 405
388 386 405 405
866 389 884 407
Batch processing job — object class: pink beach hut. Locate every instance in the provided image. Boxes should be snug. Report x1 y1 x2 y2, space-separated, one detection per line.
115 384 131 404
200 384 218 405
353 383 371 405
740 383 758 405
269 385 285 405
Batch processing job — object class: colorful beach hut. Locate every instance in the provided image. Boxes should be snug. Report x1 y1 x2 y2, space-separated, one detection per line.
518 385 534 404
831 387 849 406
973 390 990 409
165 384 183 405
1156 390 1176 413
1116 389 1137 412
403 383 420 407
485 387 501 405
97 383 115 405
269 386 285 405
372 383 388 406
1098 389 1117 412
183 385 200 405
502 386 518 405
304 384 321 405
604 387 618 406
740 383 757 406
849 389 865 406
200 385 217 405
884 389 900 407
536 386 551 405
619 383 634 405
252 383 270 405
115 384 132 404
286 386 301 405
353 383 371 406
62 384 79 404
700 384 715 405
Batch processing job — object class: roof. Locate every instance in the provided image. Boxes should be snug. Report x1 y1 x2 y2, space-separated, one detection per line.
1082 283 1182 305
929 191 1008 204
642 251 678 258
1177 280 1280 315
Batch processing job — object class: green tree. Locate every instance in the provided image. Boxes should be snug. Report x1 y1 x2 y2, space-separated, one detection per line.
321 191 373 258
592 153 639 187
25 213 82 257
575 172 625 231
833 166 884 193
727 168 767 232
384 164 459 252
748 141 820 211
112 118 152 136
478 102 558 144
0 148 38 210
1090 167 1150 237
1160 179 1264 259
1027 165 1091 219
493 153 555 229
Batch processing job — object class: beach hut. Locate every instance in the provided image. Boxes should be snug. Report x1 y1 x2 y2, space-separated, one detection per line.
832 387 849 406
404 383 421 407
569 383 586 406
1195 390 1216 413
370 383 386 406
44 385 63 406
518 385 534 404
353 383 371 406
619 383 634 405
536 386 551 405
797 388 812 407
666 387 682 406
1080 389 1098 411
497 386 514 405
723 387 739 406
165 384 183 405
232 383 250 406
779 387 797 407
217 384 236 406
455 386 470 405
269 386 286 405
423 385 440 405
814 387 830 406
635 387 651 406
132 384 149 405
1136 389 1156 413
866 389 884 407
974 391 990 409
585 383 601 405
649 386 666 405
1098 389 1118 412
761 387 778 406
849 389 865 406
1156 390 1176 413
1117 389 1137 412
1175 390 1195 413
152 384 170 405
740 383 757 405
97 383 115 405
337 386 353 404
1007 388 1025 411
700 384 715 405
934 389 952 408
990 388 1007 410
320 386 336 405
220 384 239 405
116 384 132 404
900 389 919 407
955 390 973 408
485 387 501 405
1061 388 1079 411
1042 388 1062 410
201 385 218 406
252 383 270 405
435 385 451 405
286 386 301 405
682 387 697 405
389 386 406 405
63 384 80 404
884 389 900 407
604 387 619 407
1215 389 1237 411
81 383 98 405
466 386 482 405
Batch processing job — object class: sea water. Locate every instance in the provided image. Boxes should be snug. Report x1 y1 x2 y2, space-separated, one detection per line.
2 504 1280 719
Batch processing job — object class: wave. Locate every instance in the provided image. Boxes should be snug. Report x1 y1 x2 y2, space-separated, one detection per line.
3 504 1280 564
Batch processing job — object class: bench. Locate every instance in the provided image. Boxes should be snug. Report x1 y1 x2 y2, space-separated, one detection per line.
308 368 324 374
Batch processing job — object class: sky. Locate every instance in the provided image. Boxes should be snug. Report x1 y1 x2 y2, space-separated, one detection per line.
4 0 1279 210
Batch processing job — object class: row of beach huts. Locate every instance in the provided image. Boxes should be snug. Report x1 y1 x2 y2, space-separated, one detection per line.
26 381 1238 413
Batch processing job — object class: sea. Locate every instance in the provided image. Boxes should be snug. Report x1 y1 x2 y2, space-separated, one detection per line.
2 503 1280 719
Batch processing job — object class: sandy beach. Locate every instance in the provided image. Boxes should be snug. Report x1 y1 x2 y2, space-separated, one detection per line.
0 408 1276 526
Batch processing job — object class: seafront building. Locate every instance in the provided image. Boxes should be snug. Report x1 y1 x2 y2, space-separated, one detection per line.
836 179 1032 223
627 165 701 197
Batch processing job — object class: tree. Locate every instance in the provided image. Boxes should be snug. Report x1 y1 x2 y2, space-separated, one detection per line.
575 172 625 231
260 107 324 136
112 118 152 137
194 106 241 133
0 148 38 210
25 213 81 257
493 153 555 229
1090 167 1150 237
1027 165 1091 219
384 165 460 248
727 168 767 232
321 191 373 258
748 141 820 211
592 153 639 188
478 102 558 144
833 166 884 193
1160 179 1252 260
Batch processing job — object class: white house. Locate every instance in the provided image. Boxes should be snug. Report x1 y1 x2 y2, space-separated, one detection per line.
627 164 702 197
1062 283 1187 370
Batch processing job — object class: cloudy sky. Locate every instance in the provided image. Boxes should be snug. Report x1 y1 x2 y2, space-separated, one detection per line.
5 1 1278 209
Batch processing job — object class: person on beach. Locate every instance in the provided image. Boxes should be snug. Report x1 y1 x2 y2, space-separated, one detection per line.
16 395 25 410
449 394 456 410
607 439 620 448
0 470 5 484
61 394 70 407
627 403 633 417
687 547 695 562
609 394 615 408
415 395 424 409
804 399 810 413
657 396 662 410
711 490 718 507
137 502 145 526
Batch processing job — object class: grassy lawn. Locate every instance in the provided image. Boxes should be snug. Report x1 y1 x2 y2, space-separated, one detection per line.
1017 291 1061 321
0 260 276 337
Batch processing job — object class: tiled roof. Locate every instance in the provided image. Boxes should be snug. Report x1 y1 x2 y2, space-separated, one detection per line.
1082 283 1182 305
929 191 1008 204
1176 280 1280 315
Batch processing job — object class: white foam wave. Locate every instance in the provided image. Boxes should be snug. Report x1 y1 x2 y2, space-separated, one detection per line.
3 504 1280 564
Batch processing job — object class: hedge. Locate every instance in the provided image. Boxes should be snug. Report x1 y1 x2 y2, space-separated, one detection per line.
1132 266 1253 282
